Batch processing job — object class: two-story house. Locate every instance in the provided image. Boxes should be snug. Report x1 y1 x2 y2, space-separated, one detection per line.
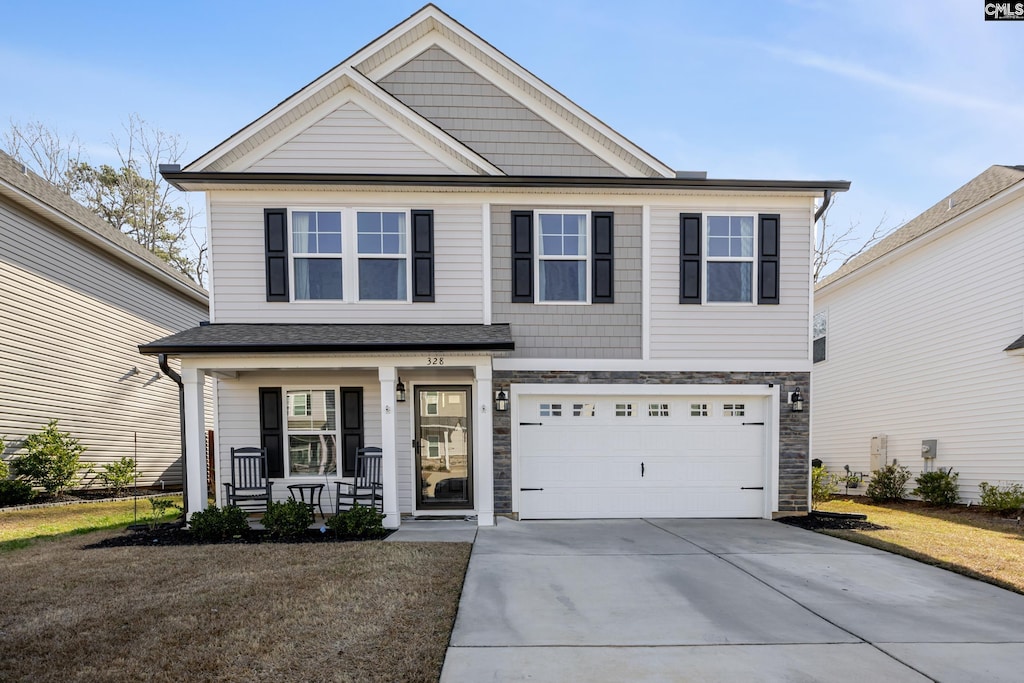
142 4 848 527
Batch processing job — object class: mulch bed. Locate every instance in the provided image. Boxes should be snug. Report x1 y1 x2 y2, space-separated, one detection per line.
780 511 889 531
85 522 392 548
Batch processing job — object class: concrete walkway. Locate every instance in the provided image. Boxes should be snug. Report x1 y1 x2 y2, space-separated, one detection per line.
441 518 1024 682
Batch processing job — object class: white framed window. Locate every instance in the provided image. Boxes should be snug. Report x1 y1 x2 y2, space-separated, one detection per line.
291 210 343 300
572 403 596 417
615 403 634 417
648 403 670 417
813 310 827 363
284 389 338 477
536 211 589 303
706 215 755 303
723 403 745 417
690 403 709 417
357 210 408 301
539 403 562 417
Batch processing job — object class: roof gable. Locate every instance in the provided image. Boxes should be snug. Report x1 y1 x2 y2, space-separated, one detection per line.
186 4 673 178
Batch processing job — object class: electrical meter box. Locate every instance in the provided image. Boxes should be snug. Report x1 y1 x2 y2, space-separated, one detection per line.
921 439 937 460
870 435 887 471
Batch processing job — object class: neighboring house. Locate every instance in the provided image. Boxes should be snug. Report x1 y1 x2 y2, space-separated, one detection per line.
813 165 1024 502
143 4 848 526
0 149 209 488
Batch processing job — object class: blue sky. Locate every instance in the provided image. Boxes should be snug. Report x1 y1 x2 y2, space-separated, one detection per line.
3 0 1023 271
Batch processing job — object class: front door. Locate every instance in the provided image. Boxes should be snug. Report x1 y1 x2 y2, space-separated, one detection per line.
415 386 473 509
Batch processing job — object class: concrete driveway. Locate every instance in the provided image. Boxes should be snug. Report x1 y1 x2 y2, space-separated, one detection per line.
441 518 1024 682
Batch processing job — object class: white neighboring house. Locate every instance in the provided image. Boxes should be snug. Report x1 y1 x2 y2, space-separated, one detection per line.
145 4 849 526
0 149 210 489
813 165 1024 502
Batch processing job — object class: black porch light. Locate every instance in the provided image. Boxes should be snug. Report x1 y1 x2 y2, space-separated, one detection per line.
396 377 407 403
494 389 509 412
790 387 804 413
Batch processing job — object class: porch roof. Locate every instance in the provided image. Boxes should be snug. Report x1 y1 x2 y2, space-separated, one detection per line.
139 323 515 355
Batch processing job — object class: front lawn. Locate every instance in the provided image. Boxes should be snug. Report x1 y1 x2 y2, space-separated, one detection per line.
817 498 1024 594
0 529 471 682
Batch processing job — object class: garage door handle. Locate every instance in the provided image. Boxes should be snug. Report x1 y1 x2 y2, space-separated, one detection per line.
520 488 544 491
641 462 645 477
741 486 764 490
520 422 543 426
742 422 765 426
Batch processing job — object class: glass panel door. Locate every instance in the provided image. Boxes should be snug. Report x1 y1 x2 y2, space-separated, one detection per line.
415 386 472 509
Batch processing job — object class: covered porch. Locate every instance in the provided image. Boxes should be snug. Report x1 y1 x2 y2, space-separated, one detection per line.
139 323 514 528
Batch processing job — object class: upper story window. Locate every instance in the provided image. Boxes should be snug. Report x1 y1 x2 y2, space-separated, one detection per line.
357 211 407 301
813 310 827 363
706 215 754 303
292 211 343 300
537 211 589 303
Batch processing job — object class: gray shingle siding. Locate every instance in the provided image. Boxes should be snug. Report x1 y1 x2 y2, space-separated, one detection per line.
376 46 624 177
491 205 642 358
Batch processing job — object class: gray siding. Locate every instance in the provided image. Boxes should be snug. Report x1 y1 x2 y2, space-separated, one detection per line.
377 46 624 177
0 200 209 487
245 101 454 174
491 205 642 358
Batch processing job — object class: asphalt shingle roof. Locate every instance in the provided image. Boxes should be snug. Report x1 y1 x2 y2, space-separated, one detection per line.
139 323 515 354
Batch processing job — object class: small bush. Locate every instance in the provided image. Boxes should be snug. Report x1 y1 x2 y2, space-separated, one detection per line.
13 420 88 495
99 457 136 496
0 435 10 479
262 499 313 538
189 504 250 541
866 461 912 502
913 468 960 506
327 504 386 539
978 481 1024 514
0 479 36 506
811 465 839 507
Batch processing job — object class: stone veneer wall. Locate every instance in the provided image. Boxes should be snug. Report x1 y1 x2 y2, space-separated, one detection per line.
491 371 811 515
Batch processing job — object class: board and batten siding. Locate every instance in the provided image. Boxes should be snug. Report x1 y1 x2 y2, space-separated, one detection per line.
209 195 484 323
0 200 209 487
376 46 623 177
491 205 642 359
244 101 455 174
649 199 814 360
813 197 1024 502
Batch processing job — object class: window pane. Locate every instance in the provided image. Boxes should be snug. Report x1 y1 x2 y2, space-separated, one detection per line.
288 434 337 476
541 235 562 255
293 212 314 253
707 261 752 302
358 233 381 254
294 258 342 300
286 389 337 431
708 235 730 257
359 258 407 300
539 260 586 301
358 212 406 255
708 215 730 236
319 232 341 253
294 211 342 255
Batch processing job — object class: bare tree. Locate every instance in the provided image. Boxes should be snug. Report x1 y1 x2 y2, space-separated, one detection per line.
814 196 894 282
3 120 83 193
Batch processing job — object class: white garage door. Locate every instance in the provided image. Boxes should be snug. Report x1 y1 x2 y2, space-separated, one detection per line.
517 394 767 519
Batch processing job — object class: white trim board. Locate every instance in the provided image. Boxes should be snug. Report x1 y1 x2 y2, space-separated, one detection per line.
493 359 812 373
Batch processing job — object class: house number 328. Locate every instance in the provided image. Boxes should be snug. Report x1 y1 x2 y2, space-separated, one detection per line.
426 357 445 366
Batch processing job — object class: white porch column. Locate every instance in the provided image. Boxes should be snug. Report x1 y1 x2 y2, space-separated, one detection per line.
378 366 401 529
474 363 495 526
181 366 207 521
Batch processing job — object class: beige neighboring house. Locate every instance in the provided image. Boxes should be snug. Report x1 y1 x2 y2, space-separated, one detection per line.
0 149 209 488
813 165 1024 502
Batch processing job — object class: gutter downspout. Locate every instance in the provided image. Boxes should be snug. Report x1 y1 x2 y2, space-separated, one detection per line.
158 354 188 516
814 189 834 223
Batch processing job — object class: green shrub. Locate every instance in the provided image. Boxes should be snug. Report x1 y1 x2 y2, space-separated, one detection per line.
326 504 386 539
261 499 313 538
866 461 912 502
913 468 959 506
99 456 136 496
0 479 36 506
0 435 10 479
811 465 839 507
13 420 88 495
189 504 250 541
978 482 1024 514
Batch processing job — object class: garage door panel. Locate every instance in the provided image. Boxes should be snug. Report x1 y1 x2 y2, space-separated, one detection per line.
517 393 767 519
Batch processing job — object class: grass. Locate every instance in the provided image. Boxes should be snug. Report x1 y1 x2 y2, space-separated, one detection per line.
0 496 183 551
817 497 1024 594
0 527 471 682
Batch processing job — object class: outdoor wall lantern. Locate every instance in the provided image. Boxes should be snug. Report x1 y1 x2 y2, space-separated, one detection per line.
396 377 407 403
790 387 804 413
494 389 509 412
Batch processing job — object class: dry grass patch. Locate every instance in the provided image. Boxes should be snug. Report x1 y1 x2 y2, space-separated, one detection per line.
818 498 1024 593
0 531 471 682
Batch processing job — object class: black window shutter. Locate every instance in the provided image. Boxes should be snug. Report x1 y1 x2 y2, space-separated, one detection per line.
411 210 435 302
758 213 781 305
264 208 289 302
592 212 614 303
679 213 702 304
259 387 284 478
339 387 364 478
511 211 534 303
